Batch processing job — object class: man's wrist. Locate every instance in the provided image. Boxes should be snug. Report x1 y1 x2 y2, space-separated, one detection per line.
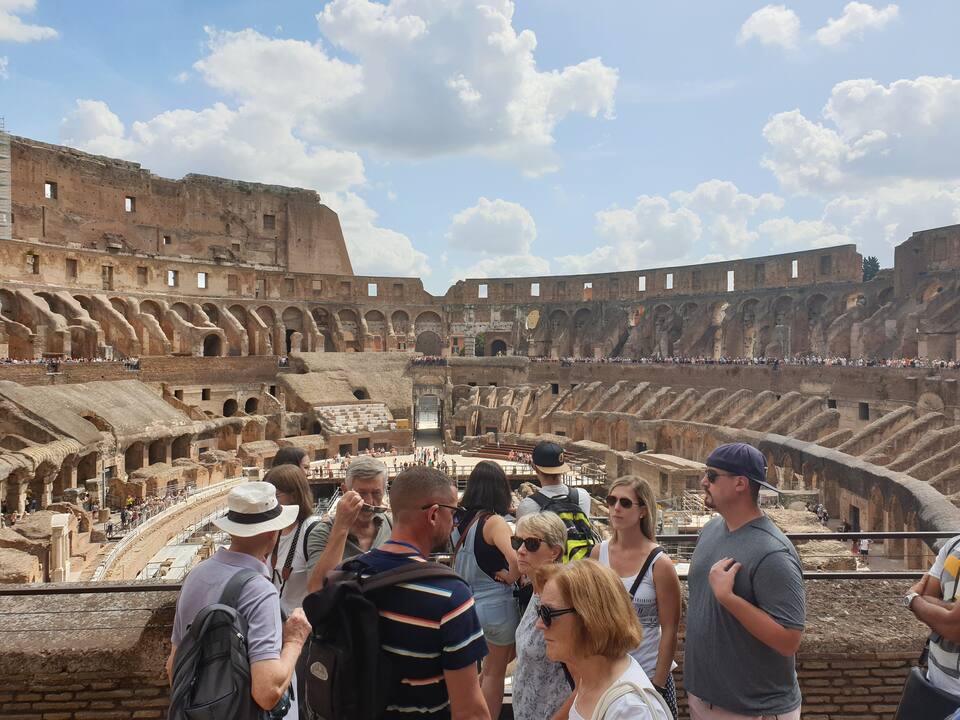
904 591 920 611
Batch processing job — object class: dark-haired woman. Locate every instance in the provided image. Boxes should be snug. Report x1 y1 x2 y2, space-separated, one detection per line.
454 460 521 720
272 446 311 474
263 463 319 613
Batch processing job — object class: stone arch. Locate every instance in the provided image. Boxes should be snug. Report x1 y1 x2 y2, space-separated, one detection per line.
781 453 795 490
415 331 442 356
148 439 167 465
256 306 276 325
573 308 592 355
171 302 191 321
228 304 247 324
415 311 442 335
679 302 699 320
773 296 793 324
140 300 164 322
109 297 131 318
311 307 334 351
171 435 191 460
490 339 508 356
869 485 885 532
223 399 238 417
124 442 145 474
353 388 370 400
202 334 222 357
391 310 410 335
242 421 262 443
201 303 219 323
282 306 304 353
244 397 259 413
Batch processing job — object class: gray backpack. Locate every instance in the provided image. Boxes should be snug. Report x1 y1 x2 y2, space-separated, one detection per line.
169 568 272 720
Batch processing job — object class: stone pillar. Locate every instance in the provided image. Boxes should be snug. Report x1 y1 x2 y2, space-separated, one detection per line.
463 336 476 357
49 513 71 582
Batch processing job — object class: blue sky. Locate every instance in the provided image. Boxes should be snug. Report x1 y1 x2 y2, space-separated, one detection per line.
2 1 959 294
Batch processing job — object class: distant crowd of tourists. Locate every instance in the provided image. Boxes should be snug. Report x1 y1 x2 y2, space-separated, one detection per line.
531 354 960 370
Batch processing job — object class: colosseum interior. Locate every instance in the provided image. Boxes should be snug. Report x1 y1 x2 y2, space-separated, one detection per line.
1 132 960 718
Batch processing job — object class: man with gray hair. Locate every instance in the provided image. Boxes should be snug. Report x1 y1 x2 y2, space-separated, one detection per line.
305 455 392 593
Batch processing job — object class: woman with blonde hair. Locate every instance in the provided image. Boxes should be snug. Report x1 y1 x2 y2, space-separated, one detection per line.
511 511 570 720
534 560 672 720
591 475 681 718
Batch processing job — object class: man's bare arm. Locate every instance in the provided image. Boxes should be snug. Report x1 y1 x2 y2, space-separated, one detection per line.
444 664 490 720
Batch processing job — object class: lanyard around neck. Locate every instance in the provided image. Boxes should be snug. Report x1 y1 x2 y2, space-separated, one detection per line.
383 539 424 557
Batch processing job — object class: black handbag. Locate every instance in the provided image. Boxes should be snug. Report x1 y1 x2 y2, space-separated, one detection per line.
894 666 960 720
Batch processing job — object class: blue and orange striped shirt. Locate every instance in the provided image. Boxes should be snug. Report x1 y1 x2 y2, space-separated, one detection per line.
350 549 488 718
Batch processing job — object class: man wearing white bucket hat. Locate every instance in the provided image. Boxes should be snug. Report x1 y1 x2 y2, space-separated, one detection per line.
166 482 312 718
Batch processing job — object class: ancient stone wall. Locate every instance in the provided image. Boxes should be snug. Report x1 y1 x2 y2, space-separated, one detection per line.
10 136 353 275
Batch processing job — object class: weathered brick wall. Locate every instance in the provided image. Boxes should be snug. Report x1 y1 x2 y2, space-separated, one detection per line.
0 675 170 720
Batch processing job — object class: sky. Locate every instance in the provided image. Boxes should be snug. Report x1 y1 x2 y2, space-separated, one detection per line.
1 1 959 294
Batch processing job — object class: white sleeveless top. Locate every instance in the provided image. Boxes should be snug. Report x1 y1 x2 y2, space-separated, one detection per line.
598 540 672 677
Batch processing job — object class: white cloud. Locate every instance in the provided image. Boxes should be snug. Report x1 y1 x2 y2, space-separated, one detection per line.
815 2 899 47
758 217 851 249
556 180 788 273
0 0 57 42
737 5 801 50
60 99 365 192
763 76 960 195
304 0 618 175
446 197 537 255
327 191 431 278
460 253 551 279
0 56 8 79
194 27 363 112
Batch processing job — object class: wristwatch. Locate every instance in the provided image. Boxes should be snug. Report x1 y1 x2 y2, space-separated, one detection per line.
903 591 920 609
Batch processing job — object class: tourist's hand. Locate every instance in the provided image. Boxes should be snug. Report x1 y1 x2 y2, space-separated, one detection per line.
493 569 512 584
709 557 741 604
333 490 364 530
282 608 312 646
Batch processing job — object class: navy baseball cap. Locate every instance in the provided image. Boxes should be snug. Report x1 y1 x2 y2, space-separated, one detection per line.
532 441 570 475
705 443 778 493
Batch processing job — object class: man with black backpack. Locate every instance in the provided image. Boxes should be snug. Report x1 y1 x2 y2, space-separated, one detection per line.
166 482 312 720
301 466 489 720
515 441 598 562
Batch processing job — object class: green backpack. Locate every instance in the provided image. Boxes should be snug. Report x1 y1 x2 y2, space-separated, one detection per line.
531 488 600 562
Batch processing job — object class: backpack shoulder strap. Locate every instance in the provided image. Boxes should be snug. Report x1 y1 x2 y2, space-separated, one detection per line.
301 517 321 558
628 547 664 598
531 491 551 509
218 568 262 609
359 561 461 594
567 486 580 506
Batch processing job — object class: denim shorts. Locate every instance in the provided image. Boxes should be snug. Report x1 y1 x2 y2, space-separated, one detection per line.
475 594 521 646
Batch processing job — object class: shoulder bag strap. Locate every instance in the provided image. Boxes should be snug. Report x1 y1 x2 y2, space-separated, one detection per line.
628 547 664 598
218 568 262 609
592 681 670 720
453 511 487 557
359 561 461 594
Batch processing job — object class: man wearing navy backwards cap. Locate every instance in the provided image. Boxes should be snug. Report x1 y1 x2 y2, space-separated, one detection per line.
684 443 806 720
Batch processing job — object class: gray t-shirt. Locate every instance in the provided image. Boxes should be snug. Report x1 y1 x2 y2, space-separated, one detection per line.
683 514 805 716
516 483 592 518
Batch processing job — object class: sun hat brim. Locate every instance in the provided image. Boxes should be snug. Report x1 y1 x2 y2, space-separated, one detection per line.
213 504 299 537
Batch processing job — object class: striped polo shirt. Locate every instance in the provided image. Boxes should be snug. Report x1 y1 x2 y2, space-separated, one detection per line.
350 548 488 718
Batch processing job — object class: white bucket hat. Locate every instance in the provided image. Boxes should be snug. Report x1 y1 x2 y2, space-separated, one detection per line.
213 481 299 537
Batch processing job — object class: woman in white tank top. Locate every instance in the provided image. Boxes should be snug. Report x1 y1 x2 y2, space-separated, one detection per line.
592 475 682 719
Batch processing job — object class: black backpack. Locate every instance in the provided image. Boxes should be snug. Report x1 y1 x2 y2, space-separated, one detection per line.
531 487 601 562
169 568 270 720
300 558 460 720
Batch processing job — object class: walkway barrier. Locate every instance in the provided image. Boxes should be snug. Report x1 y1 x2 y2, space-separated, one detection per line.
91 476 245 581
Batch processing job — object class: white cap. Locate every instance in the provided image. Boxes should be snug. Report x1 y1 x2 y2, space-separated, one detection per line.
213 481 298 537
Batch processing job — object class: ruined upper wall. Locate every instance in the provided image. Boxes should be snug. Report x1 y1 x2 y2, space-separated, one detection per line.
9 136 354 276
895 224 960 299
444 245 863 304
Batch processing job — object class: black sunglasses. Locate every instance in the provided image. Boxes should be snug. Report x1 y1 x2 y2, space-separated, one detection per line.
511 536 544 552
704 469 738 484
537 603 576 628
605 495 644 510
421 503 467 526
